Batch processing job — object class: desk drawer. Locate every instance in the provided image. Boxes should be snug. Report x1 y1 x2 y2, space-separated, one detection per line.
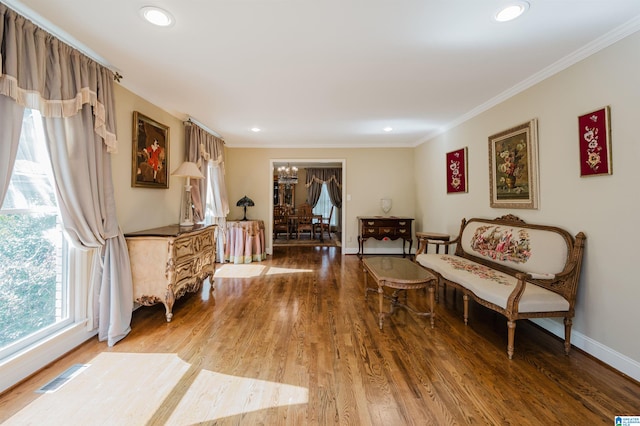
363 227 396 237
363 219 411 227
397 228 410 238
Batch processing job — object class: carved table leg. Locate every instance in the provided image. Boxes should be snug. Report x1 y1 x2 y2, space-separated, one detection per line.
378 286 385 330
428 285 435 328
164 288 175 322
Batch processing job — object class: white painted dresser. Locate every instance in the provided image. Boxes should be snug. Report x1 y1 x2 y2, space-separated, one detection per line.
125 224 216 322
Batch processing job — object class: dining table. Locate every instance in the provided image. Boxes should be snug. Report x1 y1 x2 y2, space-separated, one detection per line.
287 214 324 241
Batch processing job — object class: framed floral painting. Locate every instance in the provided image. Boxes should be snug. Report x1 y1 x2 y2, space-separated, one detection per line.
446 147 467 193
488 119 539 209
578 106 612 177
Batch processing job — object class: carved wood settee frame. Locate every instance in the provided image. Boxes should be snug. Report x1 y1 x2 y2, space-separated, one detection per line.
415 214 586 359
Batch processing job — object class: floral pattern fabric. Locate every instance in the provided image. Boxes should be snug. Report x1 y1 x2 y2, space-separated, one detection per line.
469 225 531 264
441 256 512 286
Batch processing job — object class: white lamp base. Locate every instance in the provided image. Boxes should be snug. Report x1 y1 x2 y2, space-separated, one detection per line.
179 183 195 227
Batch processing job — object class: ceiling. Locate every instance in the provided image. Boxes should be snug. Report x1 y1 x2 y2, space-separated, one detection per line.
5 1 640 149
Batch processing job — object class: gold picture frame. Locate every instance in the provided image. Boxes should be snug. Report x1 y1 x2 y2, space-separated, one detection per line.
131 111 170 188
488 119 539 209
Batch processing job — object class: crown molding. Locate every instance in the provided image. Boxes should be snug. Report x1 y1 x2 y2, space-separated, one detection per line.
415 14 640 147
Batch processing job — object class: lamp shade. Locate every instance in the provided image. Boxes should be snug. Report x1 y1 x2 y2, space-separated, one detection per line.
236 195 254 220
236 195 255 207
171 161 205 179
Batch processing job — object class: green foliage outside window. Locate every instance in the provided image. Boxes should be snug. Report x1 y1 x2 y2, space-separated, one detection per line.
0 213 59 348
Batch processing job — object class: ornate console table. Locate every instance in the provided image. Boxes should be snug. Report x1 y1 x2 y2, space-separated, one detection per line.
357 216 414 258
125 224 216 322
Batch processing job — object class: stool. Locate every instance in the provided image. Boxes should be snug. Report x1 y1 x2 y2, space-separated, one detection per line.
416 231 450 254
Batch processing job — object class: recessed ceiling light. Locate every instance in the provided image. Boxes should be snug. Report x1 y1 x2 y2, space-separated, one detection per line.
251 127 261 132
494 1 529 22
139 6 174 27
383 127 393 132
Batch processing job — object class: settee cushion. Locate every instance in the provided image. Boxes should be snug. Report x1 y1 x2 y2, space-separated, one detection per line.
415 254 570 313
459 220 569 276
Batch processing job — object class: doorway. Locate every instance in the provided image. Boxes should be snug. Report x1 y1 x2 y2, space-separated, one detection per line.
268 159 346 255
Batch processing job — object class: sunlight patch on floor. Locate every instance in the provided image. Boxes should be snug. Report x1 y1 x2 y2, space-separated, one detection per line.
165 370 309 424
214 264 314 278
265 266 314 275
5 353 190 425
214 264 266 278
6 352 309 425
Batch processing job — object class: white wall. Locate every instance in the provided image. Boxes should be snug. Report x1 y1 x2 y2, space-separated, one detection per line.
414 31 640 380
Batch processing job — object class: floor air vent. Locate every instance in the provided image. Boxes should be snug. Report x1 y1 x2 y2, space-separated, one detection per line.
35 363 91 393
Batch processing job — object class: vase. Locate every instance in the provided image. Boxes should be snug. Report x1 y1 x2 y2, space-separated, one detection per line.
505 175 516 189
380 198 392 215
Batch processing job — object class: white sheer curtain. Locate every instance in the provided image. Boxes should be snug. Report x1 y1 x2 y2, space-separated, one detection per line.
0 5 132 346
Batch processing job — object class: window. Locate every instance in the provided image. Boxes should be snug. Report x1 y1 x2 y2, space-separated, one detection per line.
0 109 71 359
312 183 336 227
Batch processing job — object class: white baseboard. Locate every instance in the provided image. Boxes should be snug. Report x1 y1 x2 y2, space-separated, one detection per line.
532 318 640 382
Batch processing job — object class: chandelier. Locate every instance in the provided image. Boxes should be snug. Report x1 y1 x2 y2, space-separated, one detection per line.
277 164 298 185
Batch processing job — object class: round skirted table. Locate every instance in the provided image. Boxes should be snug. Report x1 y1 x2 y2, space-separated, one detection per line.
225 220 266 264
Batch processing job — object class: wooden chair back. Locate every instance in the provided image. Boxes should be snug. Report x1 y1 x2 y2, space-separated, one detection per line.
273 205 290 239
316 205 334 240
296 203 315 239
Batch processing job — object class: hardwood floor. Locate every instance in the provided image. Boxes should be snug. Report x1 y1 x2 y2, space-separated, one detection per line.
1 246 639 424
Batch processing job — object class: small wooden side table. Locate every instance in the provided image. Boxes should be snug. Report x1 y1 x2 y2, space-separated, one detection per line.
363 257 436 329
416 231 450 254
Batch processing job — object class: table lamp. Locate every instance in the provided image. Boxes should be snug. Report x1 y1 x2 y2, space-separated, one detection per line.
236 195 255 221
171 161 205 226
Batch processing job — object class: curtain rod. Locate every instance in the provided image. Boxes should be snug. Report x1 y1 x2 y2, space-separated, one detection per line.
187 117 225 141
2 0 123 80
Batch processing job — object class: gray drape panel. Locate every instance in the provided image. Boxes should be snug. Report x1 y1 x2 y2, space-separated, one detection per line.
43 108 132 346
326 168 342 209
0 5 131 346
305 168 342 209
185 122 229 262
305 169 323 208
0 95 24 206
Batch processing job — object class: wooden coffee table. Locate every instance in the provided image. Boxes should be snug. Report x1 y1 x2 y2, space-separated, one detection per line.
363 257 436 330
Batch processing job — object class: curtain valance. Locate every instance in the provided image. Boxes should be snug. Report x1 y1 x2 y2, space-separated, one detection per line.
305 168 342 189
0 4 118 152
305 167 342 209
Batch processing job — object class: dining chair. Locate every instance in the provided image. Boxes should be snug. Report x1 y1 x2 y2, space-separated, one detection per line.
273 205 290 239
296 203 315 240
315 205 333 241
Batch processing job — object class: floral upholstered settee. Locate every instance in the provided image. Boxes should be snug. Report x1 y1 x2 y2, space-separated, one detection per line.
415 215 586 359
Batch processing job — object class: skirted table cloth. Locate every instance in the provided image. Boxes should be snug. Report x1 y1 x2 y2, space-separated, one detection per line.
225 220 266 264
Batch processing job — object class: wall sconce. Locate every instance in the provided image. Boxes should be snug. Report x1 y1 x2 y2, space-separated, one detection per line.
236 195 255 221
171 161 205 226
